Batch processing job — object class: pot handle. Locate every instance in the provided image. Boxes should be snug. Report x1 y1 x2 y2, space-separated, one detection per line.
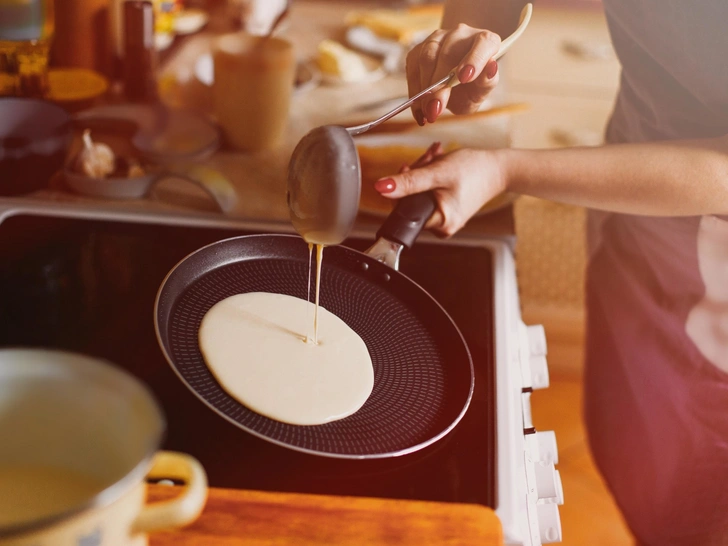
132 451 208 534
376 192 437 249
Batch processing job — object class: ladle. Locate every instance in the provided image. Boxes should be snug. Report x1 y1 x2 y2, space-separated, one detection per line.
287 3 532 246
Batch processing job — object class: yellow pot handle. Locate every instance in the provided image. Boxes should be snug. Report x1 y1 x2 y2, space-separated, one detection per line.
132 451 208 534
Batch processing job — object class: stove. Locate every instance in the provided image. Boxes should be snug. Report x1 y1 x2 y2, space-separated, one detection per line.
0 203 563 545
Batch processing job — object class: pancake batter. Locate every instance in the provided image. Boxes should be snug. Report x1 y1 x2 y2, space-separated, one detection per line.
198 292 373 426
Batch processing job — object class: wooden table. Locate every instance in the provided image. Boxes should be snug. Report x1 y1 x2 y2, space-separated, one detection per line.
147 484 503 545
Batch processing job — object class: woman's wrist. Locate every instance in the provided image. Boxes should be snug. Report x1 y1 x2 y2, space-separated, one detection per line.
489 148 518 196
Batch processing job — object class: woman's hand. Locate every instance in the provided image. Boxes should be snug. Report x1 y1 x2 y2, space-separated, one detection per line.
399 141 445 173
407 24 502 125
376 147 506 237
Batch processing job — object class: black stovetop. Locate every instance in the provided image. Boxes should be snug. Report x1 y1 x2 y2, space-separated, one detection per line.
0 214 496 508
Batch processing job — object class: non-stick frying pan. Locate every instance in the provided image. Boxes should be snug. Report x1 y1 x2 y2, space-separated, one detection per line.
154 194 474 459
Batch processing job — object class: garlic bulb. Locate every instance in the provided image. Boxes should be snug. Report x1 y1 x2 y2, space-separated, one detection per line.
78 129 115 179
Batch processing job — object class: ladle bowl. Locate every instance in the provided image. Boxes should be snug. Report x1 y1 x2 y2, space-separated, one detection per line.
287 3 533 245
287 125 361 245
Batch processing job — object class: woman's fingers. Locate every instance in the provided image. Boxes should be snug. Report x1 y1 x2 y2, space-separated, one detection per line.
432 25 500 91
418 30 452 123
424 208 446 233
375 158 445 199
448 58 500 115
435 28 501 116
416 30 447 91
451 28 501 84
377 142 446 198
446 29 501 115
406 31 449 125
410 142 444 169
404 44 426 125
387 142 447 236
407 26 502 123
375 160 450 237
375 148 503 238
398 142 444 174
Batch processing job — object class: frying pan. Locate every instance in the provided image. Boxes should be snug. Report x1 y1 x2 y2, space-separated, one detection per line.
154 193 474 459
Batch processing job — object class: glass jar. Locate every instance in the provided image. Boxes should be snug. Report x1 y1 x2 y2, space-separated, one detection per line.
0 0 54 97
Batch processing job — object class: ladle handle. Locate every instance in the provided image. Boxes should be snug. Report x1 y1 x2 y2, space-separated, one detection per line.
494 3 533 61
346 71 457 136
376 192 437 249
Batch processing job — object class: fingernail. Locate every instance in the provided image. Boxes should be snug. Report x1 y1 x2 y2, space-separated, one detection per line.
485 60 498 80
375 178 396 194
458 64 475 83
425 99 442 123
414 110 425 126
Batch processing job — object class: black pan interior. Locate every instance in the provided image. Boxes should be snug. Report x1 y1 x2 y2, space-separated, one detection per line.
156 234 474 458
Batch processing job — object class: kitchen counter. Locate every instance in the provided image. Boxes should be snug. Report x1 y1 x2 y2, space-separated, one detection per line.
1 0 516 239
147 484 503 545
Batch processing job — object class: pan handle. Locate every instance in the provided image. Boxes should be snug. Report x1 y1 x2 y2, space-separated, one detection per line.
376 192 437 249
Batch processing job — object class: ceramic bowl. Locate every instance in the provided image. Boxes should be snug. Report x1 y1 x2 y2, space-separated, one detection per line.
63 164 239 214
63 167 159 200
0 98 72 196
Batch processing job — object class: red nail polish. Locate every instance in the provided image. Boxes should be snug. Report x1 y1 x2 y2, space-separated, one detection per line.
414 110 425 126
485 60 498 80
425 99 442 123
375 178 396 194
458 64 475 83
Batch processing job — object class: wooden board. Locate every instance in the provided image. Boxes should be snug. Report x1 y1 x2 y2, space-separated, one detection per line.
147 485 503 545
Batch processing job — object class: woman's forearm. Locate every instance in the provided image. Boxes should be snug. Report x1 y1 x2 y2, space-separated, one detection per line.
500 137 728 216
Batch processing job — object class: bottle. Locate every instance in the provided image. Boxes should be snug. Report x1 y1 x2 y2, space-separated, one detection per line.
123 0 158 102
51 0 112 75
0 0 54 97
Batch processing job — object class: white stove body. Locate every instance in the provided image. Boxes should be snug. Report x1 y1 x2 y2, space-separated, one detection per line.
0 199 563 545
403 231 564 546
476 236 564 545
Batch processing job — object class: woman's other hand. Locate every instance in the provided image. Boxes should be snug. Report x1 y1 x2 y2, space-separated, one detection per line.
407 25 501 125
376 148 506 237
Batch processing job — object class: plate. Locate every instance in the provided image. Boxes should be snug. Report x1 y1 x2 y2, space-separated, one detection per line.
46 68 109 110
318 51 385 86
74 104 221 163
355 133 517 217
174 9 209 35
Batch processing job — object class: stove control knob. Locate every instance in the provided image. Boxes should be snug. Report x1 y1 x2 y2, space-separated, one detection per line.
536 430 559 465
537 503 562 543
534 461 559 501
521 391 534 431
527 324 547 356
553 469 564 505
526 325 549 389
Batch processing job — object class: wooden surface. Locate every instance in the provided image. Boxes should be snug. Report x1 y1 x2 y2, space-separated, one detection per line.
531 364 634 545
147 485 503 545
